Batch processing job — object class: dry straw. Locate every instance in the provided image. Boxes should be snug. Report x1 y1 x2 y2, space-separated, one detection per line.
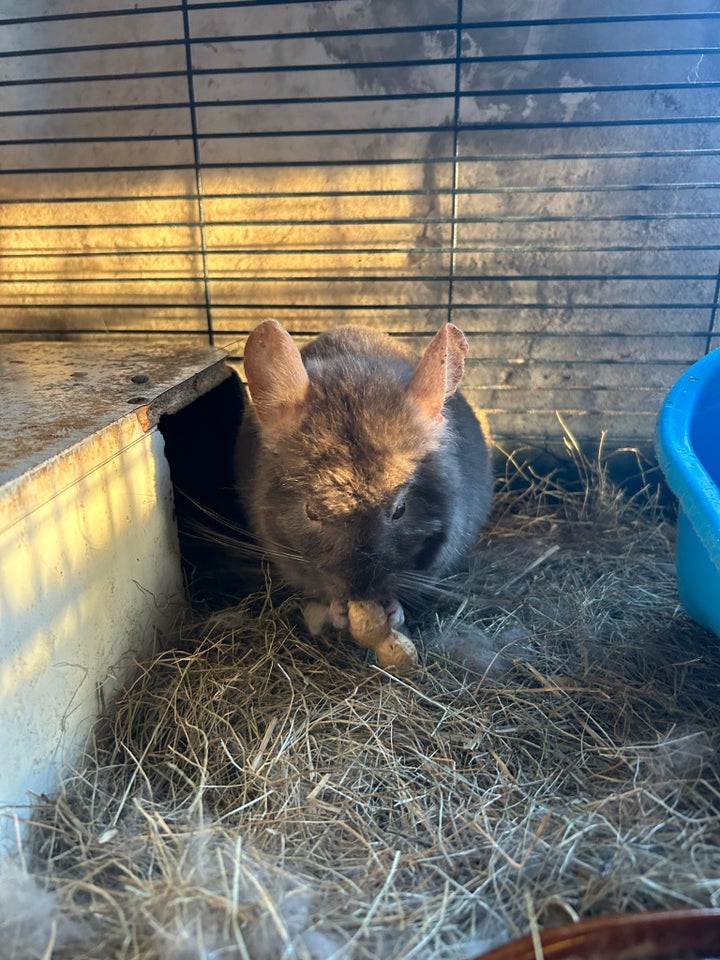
3 431 720 959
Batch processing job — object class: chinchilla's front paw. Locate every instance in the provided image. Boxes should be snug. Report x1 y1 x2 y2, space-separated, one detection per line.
303 599 349 635
329 599 350 630
384 598 405 629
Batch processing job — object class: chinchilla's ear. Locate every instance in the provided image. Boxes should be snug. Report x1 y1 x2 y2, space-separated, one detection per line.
406 323 468 423
243 319 310 432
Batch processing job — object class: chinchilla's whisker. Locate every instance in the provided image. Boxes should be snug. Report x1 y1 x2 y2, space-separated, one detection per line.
177 490 311 567
244 537 308 568
395 571 469 601
180 500 298 559
174 490 250 535
183 522 264 556
261 544 309 565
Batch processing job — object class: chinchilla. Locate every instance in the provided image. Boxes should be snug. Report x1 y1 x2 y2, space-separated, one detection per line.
235 320 492 634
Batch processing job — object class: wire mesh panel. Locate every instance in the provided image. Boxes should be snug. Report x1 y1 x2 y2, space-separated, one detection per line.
1 0 719 447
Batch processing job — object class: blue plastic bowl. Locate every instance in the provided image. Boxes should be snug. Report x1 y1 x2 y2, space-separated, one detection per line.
655 347 720 637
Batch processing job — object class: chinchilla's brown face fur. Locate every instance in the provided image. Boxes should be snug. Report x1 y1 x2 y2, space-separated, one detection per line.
235 321 493 617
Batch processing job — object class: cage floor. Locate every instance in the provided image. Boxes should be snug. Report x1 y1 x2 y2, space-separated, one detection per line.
3 440 720 960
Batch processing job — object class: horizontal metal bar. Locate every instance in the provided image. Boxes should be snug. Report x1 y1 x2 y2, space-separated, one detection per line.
465 47 720 65
4 62 719 96
0 23 457 61
461 116 720 132
0 217 444 230
3 49 713 86
3 242 719 260
3 302 713 311
4 116 720 150
4 211 720 231
4 79 720 119
4 181 720 204
5 211 720 233
0 0 340 27
0 5 182 26
0 70 186 89
0 326 212 335
46 0 713 30
1 135 195 145
187 3 715 26
3 143 720 177
463 12 720 28
182 47 720 77
0 102 189 119
0 159 436 174
1 273 715 285
460 147 720 162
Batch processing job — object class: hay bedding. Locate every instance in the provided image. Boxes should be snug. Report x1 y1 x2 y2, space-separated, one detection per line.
4 441 720 959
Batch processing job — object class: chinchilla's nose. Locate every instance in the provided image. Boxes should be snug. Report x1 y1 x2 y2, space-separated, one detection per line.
345 552 389 600
347 571 374 599
316 512 388 599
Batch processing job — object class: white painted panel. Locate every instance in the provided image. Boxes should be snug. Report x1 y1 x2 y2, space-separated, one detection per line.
0 418 184 843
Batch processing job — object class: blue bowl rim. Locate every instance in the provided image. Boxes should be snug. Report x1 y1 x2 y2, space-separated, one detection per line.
654 347 720 572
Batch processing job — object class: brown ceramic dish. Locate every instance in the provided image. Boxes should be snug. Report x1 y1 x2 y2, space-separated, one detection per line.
474 908 720 960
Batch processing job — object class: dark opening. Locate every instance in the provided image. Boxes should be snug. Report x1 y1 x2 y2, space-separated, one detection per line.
158 370 261 610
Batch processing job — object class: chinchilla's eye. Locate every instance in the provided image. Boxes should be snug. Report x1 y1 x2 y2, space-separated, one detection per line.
305 500 322 522
391 499 406 521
